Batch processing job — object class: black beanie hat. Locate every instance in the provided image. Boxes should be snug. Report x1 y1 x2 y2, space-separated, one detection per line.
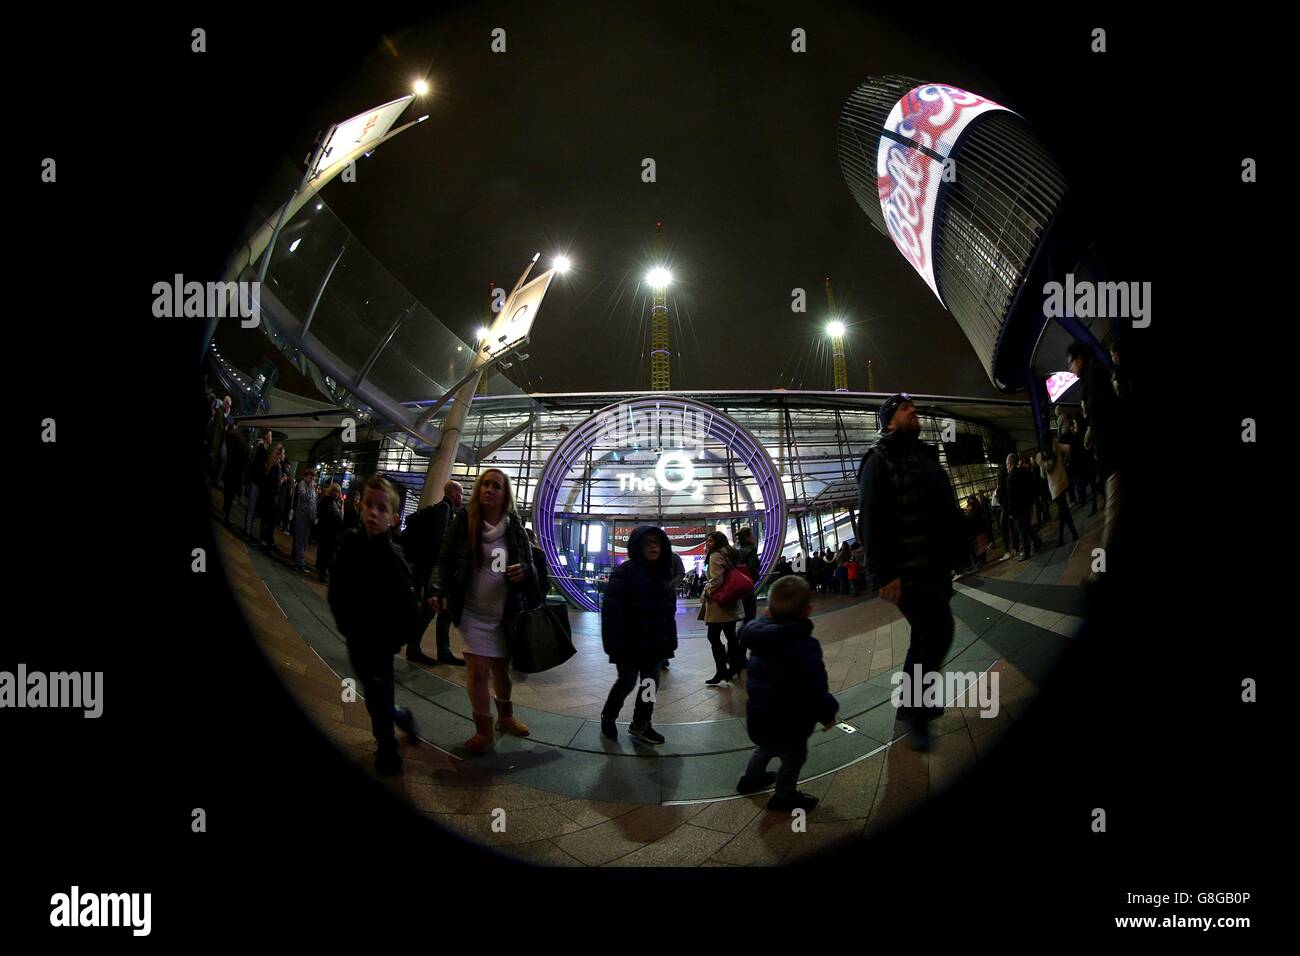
878 393 912 431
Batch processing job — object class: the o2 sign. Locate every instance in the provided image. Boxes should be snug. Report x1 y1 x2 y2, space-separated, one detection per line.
534 397 788 612
615 450 703 496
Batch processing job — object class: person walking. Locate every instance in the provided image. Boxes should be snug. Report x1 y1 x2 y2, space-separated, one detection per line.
243 430 272 539
259 443 286 551
1010 454 1043 561
427 469 543 755
700 530 745 685
599 525 676 745
735 574 839 811
315 482 343 582
1067 341 1125 576
326 475 423 776
857 393 968 750
1037 438 1079 548
291 467 318 573
734 527 761 625
400 480 466 666
221 425 249 529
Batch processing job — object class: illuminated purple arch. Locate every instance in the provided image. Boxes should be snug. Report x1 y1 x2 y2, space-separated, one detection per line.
534 397 788 612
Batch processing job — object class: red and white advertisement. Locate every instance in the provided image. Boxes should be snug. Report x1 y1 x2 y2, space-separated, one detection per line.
876 84 1015 306
611 525 709 558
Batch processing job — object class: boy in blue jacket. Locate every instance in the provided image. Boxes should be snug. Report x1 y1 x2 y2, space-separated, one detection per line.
735 575 839 812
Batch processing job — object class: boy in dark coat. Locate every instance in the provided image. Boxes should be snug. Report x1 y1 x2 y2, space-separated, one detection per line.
736 575 839 812
327 476 424 776
599 525 677 745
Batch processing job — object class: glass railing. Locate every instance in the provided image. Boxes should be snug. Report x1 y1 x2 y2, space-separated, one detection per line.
240 161 523 429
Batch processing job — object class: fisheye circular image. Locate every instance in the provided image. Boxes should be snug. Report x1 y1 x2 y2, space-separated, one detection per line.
200 2 1125 867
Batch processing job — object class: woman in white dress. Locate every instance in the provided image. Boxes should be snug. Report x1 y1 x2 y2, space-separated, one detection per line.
428 469 543 755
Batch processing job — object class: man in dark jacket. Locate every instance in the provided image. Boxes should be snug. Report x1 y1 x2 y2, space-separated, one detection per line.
243 430 271 538
221 426 249 528
857 393 967 750
734 527 761 625
327 476 424 776
736 574 838 812
599 526 676 745
399 480 465 666
1009 454 1043 561
1068 341 1125 577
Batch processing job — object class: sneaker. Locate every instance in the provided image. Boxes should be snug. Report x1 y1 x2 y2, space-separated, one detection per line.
627 723 665 745
736 771 776 794
600 715 618 741
767 791 819 813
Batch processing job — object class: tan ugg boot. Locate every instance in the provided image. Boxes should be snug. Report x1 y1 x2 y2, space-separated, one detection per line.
465 713 495 755
495 699 531 737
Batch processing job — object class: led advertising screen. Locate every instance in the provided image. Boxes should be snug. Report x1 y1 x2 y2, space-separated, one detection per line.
611 525 709 559
876 84 1014 305
1045 370 1080 402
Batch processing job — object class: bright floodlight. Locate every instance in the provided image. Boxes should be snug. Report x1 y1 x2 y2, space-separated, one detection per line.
476 326 490 341
827 320 846 338
554 256 571 274
646 267 672 288
413 79 430 96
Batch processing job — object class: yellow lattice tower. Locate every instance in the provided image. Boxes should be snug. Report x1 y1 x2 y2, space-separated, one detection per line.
649 220 671 391
826 276 848 392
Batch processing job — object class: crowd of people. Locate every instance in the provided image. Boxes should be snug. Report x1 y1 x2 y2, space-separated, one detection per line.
203 335 1127 808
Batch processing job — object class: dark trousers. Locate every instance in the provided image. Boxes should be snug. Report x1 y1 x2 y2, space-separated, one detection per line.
706 620 740 673
317 533 338 577
347 646 399 756
603 662 659 725
745 742 808 797
1014 510 1041 555
222 480 239 523
243 483 260 536
1000 511 1018 553
259 485 279 546
1055 495 1079 545
742 592 757 625
409 580 455 657
897 579 955 724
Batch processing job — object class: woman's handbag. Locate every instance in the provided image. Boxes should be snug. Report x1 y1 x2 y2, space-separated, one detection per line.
506 601 576 673
712 563 754 606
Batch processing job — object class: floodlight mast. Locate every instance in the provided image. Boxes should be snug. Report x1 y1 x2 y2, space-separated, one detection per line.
826 276 848 392
649 221 671 390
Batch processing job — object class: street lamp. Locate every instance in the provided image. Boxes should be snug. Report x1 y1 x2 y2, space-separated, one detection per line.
554 256 572 274
413 79 430 96
646 266 671 288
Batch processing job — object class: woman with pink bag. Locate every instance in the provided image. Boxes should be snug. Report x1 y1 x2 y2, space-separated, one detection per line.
700 531 746 685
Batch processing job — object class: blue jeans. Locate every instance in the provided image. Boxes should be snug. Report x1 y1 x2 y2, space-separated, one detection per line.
745 742 808 797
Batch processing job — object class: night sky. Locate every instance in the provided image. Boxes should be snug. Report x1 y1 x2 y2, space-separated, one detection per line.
258 1 1133 401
